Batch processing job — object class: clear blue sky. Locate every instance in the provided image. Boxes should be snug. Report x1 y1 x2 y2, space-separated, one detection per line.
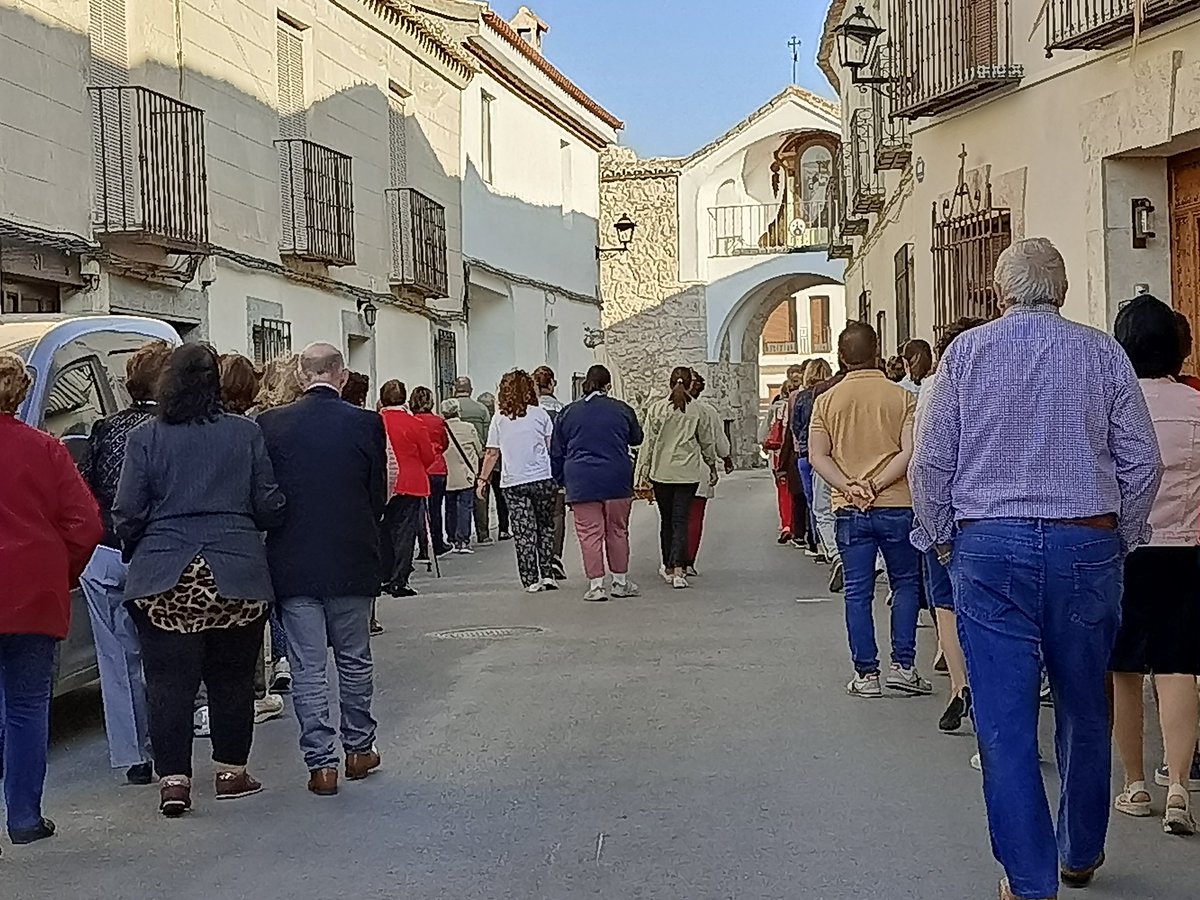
490 1 834 158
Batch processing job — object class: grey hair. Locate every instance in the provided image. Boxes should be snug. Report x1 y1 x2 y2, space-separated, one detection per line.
993 238 1068 308
440 397 461 418
453 376 473 395
297 342 345 385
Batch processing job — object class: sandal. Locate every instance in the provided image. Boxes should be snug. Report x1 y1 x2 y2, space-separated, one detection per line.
1164 784 1196 836
1114 781 1152 818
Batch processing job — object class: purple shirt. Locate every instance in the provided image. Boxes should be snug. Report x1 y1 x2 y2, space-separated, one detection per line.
909 306 1162 552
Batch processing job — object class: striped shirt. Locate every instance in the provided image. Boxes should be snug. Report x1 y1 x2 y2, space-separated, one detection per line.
909 306 1162 551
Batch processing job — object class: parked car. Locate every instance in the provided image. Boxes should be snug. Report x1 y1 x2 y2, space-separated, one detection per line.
1 314 181 696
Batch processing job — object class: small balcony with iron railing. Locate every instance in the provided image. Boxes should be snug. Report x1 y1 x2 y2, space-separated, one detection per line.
708 196 831 258
387 187 449 299
891 0 1024 119
850 108 886 215
276 138 355 266
762 326 834 356
870 42 911 170
88 85 209 250
828 151 862 261
1045 0 1200 53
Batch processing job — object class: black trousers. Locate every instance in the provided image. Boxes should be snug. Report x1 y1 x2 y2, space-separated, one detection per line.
130 605 265 778
428 474 449 555
383 494 423 589
492 469 510 533
652 481 699 569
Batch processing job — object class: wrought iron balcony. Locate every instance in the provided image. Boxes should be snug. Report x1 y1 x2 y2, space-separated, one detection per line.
828 146 864 261
891 0 1024 119
708 199 831 258
850 109 886 215
387 187 448 299
276 138 355 266
88 86 209 250
762 339 799 355
812 327 833 353
1045 0 1200 52
871 42 911 170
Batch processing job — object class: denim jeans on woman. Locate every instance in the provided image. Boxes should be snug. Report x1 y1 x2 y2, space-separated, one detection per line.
834 507 921 675
0 634 57 834
951 519 1121 900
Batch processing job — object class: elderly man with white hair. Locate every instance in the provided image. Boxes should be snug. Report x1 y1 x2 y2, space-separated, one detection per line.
909 238 1162 900
257 342 388 797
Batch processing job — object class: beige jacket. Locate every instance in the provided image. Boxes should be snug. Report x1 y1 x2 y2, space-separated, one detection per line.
695 398 731 499
443 417 483 492
635 397 718 487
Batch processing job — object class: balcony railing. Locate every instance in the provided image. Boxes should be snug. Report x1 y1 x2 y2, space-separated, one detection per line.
387 187 448 299
812 327 833 353
763 327 834 356
891 0 1024 119
828 146 864 260
850 109 886 215
763 339 799 355
709 198 831 258
871 42 911 170
1045 0 1200 52
276 138 355 266
88 86 208 249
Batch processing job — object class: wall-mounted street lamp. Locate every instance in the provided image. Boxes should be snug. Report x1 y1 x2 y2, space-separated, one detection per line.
356 298 378 328
834 4 893 89
596 214 637 258
1131 198 1156 249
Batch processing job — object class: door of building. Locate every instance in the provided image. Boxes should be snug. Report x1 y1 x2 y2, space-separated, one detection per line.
1170 151 1200 360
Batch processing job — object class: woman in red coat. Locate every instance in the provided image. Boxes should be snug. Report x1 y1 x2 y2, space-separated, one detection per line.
410 386 451 558
0 351 103 846
379 380 434 597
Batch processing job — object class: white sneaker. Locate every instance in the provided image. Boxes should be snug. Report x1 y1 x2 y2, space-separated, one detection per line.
458 546 475 555
270 657 292 693
193 705 211 738
542 578 560 591
525 582 546 594
671 575 689 589
610 580 640 598
254 693 285 724
582 586 609 602
885 664 934 695
846 673 882 698
658 566 673 584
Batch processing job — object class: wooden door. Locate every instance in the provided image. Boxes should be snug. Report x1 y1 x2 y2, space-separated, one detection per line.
1170 151 1200 362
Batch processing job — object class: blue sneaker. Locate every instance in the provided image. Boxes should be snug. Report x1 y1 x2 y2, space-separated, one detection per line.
1155 751 1200 789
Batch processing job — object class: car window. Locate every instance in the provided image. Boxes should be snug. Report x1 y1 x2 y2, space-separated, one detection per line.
43 360 107 441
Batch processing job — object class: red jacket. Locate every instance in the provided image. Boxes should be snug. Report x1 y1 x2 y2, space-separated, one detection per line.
382 408 435 497
0 416 103 639
415 412 449 476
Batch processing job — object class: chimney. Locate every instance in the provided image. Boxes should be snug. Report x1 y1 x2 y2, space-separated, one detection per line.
510 5 549 54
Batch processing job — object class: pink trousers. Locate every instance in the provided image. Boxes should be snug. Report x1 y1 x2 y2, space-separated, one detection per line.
571 498 634 579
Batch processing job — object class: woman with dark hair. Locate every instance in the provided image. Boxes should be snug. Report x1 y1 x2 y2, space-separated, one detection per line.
1110 295 1200 836
477 370 557 591
341 371 371 408
899 340 932 396
550 365 644 601
219 354 260 415
113 343 286 818
0 351 103 845
792 359 833 561
635 367 718 589
379 379 434 598
410 386 451 557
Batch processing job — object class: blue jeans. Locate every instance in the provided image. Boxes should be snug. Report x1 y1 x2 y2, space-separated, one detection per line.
951 520 1122 900
0 634 57 833
835 508 921 675
445 488 475 545
922 547 954 610
798 459 818 548
278 595 377 770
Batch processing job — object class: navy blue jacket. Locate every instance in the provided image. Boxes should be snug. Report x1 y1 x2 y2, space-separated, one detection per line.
550 394 643 503
257 388 388 600
791 387 817 457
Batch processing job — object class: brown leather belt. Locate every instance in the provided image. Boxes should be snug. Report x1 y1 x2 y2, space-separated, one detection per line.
958 514 1117 531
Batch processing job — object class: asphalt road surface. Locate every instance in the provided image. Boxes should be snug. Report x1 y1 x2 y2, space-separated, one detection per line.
5 472 1196 899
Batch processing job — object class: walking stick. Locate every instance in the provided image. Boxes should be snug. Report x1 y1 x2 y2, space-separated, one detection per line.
424 508 442 578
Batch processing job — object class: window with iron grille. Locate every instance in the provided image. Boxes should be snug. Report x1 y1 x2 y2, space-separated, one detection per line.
931 150 1012 334
571 373 586 401
858 290 871 323
434 329 457 403
890 0 1024 120
850 109 884 216
89 85 209 249
388 188 448 299
252 318 292 366
276 138 355 266
894 244 914 351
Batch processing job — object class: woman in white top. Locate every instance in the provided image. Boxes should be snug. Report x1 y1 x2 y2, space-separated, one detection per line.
477 370 558 592
1110 296 1200 836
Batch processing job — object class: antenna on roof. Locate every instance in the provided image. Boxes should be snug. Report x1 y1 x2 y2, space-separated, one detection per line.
788 36 801 84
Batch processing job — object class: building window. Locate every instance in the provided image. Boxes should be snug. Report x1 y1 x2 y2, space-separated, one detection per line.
858 290 871 324
2 280 61 314
571 373 586 401
276 17 306 139
894 244 914 351
809 295 831 352
876 310 887 358
434 329 457 402
480 91 494 184
560 140 572 213
762 299 798 355
545 324 559 372
252 317 292 365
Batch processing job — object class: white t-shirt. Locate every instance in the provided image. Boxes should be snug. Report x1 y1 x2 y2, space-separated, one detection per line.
486 406 554 488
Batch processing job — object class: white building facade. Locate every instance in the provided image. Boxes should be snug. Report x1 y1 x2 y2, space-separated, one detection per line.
601 86 847 464
459 6 622 400
818 0 1200 344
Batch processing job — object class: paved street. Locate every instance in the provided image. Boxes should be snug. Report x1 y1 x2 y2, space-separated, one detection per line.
6 472 1196 899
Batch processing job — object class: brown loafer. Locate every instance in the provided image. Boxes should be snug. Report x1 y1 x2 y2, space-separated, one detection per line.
999 877 1056 900
159 777 192 818
215 771 263 800
345 747 381 781
1061 851 1104 889
308 767 339 796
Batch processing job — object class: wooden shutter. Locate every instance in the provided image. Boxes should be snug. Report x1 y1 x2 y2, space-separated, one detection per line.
277 23 306 138
388 94 409 277
89 0 133 230
809 295 831 351
968 0 998 70
1171 153 1200 364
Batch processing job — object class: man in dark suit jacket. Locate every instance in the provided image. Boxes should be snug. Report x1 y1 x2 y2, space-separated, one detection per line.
257 342 387 797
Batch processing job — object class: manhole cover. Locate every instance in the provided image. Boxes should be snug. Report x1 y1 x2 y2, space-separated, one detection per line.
429 626 545 640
